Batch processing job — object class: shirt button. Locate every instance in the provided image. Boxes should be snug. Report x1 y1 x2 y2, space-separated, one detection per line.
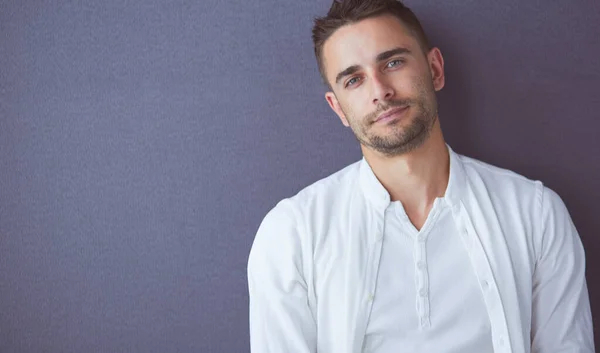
498 336 505 346
418 235 426 243
419 288 427 297
482 280 490 289
368 293 374 302
417 262 426 270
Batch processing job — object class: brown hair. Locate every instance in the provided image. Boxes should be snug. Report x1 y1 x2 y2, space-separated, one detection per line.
312 0 431 87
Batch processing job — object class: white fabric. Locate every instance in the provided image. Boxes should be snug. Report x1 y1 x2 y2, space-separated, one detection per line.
362 200 494 353
247 145 594 353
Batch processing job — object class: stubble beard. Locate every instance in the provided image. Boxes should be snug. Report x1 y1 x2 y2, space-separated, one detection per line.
344 93 438 157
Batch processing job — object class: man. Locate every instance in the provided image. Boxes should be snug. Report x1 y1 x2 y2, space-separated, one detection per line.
247 0 594 352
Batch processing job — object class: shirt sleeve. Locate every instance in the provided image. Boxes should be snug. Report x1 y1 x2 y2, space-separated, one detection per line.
247 200 317 353
530 186 595 352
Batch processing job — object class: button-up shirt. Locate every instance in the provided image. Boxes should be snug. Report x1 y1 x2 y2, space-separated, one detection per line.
247 145 594 353
362 199 494 352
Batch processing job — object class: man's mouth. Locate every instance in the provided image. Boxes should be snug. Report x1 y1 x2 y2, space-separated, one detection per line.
374 105 410 124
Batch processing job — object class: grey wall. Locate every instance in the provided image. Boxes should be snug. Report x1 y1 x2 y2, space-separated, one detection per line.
0 0 598 351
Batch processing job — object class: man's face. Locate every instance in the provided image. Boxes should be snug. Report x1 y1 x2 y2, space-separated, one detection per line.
322 14 445 156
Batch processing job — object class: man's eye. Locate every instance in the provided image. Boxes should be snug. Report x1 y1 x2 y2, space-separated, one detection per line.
345 77 361 87
387 59 404 68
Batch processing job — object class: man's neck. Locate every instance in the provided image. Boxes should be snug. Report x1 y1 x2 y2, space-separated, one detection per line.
361 120 450 227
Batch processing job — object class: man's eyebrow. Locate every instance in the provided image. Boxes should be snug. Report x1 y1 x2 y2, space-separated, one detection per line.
376 47 411 62
335 65 361 85
334 48 412 85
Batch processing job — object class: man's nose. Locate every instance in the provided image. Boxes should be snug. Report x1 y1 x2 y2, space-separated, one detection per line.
371 73 395 105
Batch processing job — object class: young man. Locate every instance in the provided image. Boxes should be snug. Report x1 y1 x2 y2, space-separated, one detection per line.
247 0 594 352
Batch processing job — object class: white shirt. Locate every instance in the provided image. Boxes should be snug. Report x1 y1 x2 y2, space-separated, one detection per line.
247 145 594 353
363 200 494 352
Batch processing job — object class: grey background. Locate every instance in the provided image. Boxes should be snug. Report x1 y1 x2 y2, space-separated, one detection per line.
1 0 599 351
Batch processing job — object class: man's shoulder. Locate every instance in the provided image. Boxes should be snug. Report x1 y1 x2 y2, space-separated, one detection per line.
455 152 544 205
265 159 362 220
458 152 540 188
291 159 361 201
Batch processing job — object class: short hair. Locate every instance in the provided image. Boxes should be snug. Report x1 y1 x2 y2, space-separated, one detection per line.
312 0 432 87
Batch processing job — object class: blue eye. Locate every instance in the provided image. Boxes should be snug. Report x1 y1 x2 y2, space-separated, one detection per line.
387 59 404 68
345 77 361 88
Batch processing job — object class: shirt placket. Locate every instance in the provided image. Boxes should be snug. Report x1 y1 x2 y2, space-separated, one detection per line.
454 202 512 353
414 231 431 328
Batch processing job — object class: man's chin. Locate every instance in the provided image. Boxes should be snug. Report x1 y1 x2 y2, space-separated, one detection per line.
367 131 429 156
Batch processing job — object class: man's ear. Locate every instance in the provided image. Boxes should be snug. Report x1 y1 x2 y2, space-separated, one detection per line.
325 91 350 127
427 47 445 92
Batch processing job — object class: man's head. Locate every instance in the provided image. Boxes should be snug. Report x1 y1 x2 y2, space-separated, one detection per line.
312 0 431 86
311 0 446 157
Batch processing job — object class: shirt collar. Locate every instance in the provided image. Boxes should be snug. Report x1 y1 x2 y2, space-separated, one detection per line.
358 144 466 211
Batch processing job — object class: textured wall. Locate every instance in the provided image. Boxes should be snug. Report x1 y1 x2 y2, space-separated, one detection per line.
1 0 598 351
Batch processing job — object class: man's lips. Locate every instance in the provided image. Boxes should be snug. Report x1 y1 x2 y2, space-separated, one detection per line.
374 106 409 123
